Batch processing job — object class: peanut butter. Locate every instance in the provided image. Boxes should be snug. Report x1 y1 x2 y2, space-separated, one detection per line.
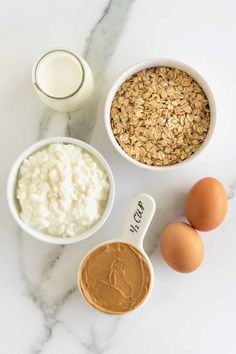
80 242 151 314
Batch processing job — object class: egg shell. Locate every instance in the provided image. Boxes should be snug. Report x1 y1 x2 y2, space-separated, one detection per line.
160 222 204 273
185 177 228 231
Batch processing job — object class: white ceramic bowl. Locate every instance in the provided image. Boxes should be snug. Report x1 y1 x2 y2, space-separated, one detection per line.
7 137 115 245
105 58 216 171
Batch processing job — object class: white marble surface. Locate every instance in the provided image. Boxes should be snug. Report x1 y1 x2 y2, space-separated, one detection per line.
1 0 236 353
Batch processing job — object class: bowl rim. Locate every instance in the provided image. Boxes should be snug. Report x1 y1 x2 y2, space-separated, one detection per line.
104 57 216 171
6 137 115 245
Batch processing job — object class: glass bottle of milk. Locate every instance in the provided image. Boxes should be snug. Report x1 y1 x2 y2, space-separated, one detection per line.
32 49 94 112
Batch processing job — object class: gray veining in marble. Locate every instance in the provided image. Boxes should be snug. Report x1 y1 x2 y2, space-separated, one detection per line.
17 229 76 354
3 0 236 353
17 1 135 352
37 0 135 145
37 112 53 140
80 318 121 354
69 0 135 141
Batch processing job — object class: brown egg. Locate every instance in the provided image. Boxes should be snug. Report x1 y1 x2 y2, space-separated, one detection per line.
185 177 228 231
160 222 204 273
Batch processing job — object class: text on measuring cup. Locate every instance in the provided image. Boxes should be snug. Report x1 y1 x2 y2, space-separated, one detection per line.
129 201 145 233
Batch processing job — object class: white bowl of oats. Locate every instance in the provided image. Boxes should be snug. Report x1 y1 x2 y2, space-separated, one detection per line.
105 58 216 170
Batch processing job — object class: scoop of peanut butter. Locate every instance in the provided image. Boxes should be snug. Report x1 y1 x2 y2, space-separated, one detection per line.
80 242 151 314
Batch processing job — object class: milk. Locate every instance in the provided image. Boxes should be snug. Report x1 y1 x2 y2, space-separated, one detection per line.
33 49 94 112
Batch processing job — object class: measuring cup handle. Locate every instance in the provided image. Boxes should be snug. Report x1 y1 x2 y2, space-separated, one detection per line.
118 193 156 250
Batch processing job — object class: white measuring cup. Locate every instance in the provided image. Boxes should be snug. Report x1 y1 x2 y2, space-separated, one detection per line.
78 193 156 314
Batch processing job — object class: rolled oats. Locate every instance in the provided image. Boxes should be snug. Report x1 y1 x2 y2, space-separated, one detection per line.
110 67 210 166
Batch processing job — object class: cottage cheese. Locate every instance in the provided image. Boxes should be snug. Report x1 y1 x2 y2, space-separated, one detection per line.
16 143 110 237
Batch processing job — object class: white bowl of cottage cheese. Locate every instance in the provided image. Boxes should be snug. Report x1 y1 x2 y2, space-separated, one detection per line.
7 137 115 244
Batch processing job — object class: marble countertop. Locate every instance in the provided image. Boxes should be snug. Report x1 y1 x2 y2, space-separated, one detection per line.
1 0 236 353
